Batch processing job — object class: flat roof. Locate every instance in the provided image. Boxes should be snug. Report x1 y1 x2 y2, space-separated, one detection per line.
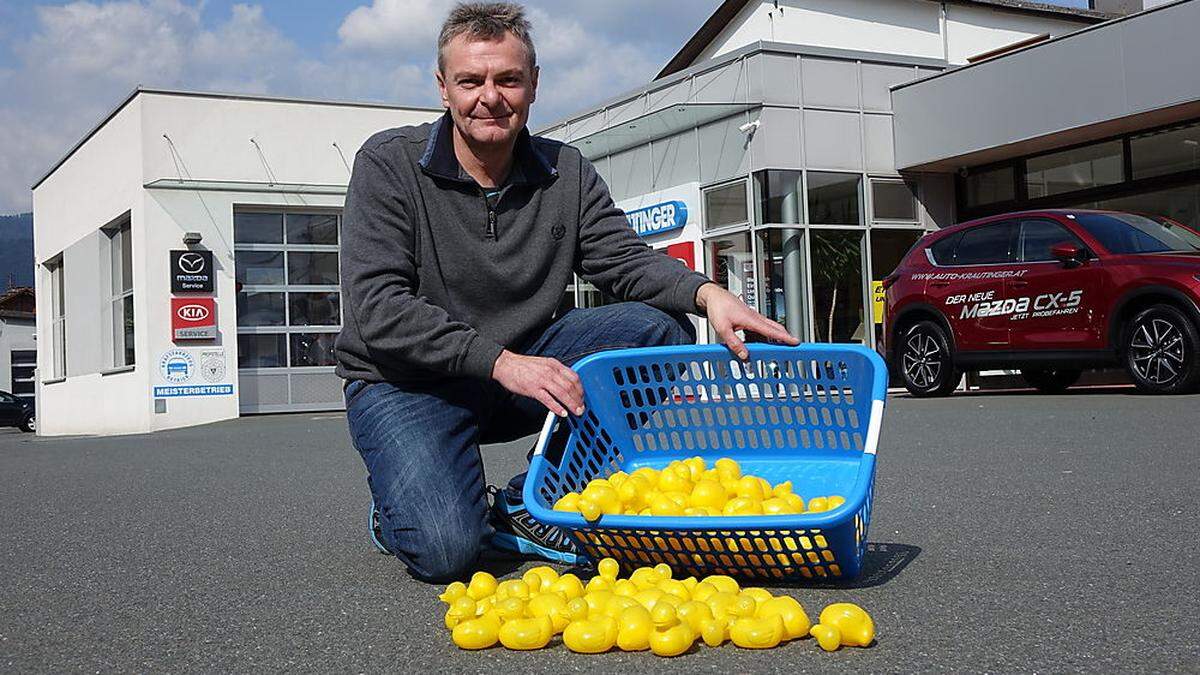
892 0 1182 92
31 87 443 191
537 40 946 135
655 0 1113 80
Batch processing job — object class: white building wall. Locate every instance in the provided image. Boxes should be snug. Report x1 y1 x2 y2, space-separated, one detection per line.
139 93 438 187
34 97 148 436
33 90 441 436
693 0 1092 67
942 4 1094 64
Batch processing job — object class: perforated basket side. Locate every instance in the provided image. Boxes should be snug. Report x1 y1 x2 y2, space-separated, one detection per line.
567 519 864 581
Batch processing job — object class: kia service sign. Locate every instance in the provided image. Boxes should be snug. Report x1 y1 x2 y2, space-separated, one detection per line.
625 200 687 238
170 250 214 293
171 297 216 340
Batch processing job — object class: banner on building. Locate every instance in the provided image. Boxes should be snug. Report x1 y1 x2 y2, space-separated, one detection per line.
171 297 217 340
154 347 233 398
170 250 214 293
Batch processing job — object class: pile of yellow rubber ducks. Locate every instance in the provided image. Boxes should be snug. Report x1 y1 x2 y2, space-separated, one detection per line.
440 558 874 656
551 457 845 519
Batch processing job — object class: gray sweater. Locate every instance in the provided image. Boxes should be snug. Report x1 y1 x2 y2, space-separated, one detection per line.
334 112 711 385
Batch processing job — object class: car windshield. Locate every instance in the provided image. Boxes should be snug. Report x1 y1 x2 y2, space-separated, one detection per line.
1072 213 1200 254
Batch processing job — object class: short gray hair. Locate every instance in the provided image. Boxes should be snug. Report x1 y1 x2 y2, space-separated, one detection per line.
437 2 537 73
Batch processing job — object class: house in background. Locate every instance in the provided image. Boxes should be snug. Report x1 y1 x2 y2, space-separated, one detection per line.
0 287 36 402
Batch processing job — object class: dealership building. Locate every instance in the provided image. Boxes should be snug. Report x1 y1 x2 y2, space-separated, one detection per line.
31 0 1198 435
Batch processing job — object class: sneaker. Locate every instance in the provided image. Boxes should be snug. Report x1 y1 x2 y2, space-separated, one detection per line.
487 478 581 565
368 499 391 555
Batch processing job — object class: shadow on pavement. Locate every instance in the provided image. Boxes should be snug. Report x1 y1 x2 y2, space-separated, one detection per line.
768 542 921 590
893 385 1141 399
844 542 921 588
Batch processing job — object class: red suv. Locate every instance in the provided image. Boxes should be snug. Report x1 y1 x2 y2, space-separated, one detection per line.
883 209 1200 396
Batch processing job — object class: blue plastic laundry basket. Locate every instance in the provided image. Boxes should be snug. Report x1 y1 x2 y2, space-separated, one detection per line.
523 343 887 582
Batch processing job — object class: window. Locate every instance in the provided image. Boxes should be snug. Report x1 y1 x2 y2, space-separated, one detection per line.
871 180 918 221
234 212 283 244
704 232 754 341
234 210 341 369
1073 181 1200 231
954 222 1014 265
810 230 865 343
106 221 135 367
1072 212 1200 254
756 170 803 224
703 181 748 230
1017 220 1081 262
1025 140 1123 199
807 172 861 226
965 166 1014 207
870 229 923 345
755 228 807 339
47 257 66 379
236 334 287 368
1130 122 1200 180
928 231 962 265
11 349 35 397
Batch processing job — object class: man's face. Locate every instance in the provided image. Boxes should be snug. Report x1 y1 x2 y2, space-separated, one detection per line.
437 31 538 148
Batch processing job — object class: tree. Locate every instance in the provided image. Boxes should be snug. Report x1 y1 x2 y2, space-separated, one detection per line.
810 231 862 342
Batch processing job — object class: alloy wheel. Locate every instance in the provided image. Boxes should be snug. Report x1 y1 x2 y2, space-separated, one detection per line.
1129 318 1185 385
902 332 942 388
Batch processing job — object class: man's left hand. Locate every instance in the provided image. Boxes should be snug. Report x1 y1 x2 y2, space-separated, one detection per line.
696 282 799 360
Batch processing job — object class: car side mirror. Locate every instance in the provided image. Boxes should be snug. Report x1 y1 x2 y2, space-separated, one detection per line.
1050 242 1084 268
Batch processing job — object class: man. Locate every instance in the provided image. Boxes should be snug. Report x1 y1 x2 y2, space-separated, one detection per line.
335 1 796 583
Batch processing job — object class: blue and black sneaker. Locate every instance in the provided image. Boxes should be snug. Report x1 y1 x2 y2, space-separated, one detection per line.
487 475 581 565
368 499 391 555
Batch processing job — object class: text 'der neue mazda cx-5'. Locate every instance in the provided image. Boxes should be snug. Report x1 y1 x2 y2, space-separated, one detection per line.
883 210 1200 396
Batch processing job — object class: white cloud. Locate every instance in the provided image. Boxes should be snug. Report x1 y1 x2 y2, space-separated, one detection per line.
0 0 708 214
337 0 451 54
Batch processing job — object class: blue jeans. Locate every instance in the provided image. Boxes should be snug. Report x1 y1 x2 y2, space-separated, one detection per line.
343 302 696 582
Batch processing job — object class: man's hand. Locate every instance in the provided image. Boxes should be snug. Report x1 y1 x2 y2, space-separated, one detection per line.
696 282 799 360
491 350 585 417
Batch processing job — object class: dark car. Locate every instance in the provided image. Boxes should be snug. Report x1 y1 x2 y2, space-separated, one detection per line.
0 390 34 432
882 209 1200 396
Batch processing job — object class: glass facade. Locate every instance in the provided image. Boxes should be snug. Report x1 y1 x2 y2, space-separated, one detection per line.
810 230 866 343
234 210 341 370
960 119 1200 233
696 168 924 347
576 49 934 349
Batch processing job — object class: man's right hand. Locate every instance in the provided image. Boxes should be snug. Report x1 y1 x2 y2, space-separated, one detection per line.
491 350 585 418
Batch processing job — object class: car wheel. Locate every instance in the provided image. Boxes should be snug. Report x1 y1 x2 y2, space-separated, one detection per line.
898 320 960 397
1020 368 1081 394
18 413 35 433
1123 304 1200 394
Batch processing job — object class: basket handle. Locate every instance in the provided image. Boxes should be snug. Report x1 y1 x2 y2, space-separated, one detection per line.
864 399 884 455
530 412 570 469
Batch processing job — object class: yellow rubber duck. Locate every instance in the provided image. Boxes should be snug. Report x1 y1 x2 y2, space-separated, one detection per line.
757 596 811 640
729 614 785 649
649 624 696 657
465 571 497 600
615 605 654 651
451 616 500 650
498 616 554 650
818 603 875 647
562 616 618 653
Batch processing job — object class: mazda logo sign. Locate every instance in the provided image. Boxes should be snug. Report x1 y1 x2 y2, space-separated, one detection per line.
178 253 206 274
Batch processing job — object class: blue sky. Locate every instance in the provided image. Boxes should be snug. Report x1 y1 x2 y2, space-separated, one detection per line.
0 0 1094 215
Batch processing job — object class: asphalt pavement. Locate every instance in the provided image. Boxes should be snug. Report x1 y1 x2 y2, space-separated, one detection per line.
2 386 1198 673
